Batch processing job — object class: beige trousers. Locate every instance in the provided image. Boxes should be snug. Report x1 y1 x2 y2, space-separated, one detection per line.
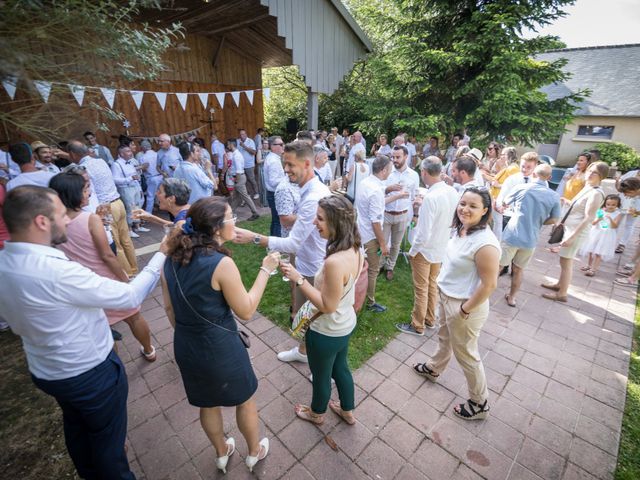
382 212 408 271
428 291 489 404
110 199 138 276
364 239 381 305
409 253 441 332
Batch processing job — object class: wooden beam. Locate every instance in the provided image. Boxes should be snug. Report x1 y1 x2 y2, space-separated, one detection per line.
205 13 271 36
212 36 225 69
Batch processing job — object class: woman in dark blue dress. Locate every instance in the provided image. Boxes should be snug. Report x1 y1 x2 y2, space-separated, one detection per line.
161 197 279 474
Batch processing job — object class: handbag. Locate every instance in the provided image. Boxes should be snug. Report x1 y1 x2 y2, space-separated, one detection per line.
170 262 251 348
548 187 604 245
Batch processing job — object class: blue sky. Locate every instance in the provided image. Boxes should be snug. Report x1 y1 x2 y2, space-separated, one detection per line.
525 0 640 48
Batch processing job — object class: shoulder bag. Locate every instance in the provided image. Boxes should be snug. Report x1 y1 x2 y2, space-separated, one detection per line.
170 261 251 348
548 187 604 244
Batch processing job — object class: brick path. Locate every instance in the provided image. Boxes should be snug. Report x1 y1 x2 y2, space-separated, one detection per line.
120 210 637 480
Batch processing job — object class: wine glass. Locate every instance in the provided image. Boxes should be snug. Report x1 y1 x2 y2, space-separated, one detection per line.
280 253 291 282
266 248 279 276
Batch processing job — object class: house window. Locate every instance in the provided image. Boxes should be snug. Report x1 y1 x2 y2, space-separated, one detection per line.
577 125 615 139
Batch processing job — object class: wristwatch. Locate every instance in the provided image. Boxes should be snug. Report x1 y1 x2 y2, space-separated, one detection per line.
295 276 305 287
252 235 261 245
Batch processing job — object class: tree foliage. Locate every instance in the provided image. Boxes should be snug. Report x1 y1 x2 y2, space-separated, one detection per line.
594 142 640 173
264 0 586 146
0 0 183 140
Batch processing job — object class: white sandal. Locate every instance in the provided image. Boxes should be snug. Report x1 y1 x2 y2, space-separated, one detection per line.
245 437 269 472
140 345 156 362
215 437 235 474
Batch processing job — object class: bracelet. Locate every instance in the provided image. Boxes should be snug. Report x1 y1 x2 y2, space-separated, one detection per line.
460 304 470 316
259 267 272 276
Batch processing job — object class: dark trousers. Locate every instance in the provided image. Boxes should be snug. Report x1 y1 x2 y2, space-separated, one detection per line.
266 190 281 237
32 350 135 480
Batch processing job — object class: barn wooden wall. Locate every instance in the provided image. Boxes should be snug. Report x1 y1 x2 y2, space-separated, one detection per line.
0 34 265 150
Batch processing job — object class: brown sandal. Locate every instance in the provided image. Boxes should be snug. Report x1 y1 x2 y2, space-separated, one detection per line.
541 283 560 291
294 404 324 425
584 269 596 277
328 400 355 425
542 292 567 302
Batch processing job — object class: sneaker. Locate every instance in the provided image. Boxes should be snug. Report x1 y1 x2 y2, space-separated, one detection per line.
277 346 308 363
136 226 150 232
129 230 140 238
252 194 260 200
395 323 424 336
498 265 509 277
248 214 260 221
367 302 387 313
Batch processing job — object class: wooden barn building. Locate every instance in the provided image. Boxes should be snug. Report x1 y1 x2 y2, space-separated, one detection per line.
1 0 371 149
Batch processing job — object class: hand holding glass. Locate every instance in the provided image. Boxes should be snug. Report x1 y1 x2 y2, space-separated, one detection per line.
280 253 291 282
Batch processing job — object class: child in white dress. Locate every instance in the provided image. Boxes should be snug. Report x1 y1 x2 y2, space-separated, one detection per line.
579 194 622 276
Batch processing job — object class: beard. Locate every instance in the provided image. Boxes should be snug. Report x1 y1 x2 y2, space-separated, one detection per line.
50 224 68 246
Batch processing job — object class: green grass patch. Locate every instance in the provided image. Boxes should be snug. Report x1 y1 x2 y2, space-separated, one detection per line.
233 216 414 369
615 288 640 479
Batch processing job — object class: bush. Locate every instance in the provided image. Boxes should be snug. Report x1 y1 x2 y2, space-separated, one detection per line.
594 142 640 172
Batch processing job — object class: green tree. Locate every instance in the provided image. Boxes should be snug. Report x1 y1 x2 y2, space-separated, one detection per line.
0 0 182 140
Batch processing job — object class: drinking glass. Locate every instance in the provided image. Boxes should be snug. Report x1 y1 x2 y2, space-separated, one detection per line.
266 248 279 276
280 253 291 282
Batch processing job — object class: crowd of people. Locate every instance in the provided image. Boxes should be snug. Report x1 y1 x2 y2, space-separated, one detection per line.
0 127 639 478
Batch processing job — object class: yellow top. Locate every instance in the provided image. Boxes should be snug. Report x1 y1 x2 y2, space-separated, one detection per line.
564 172 586 201
491 164 520 199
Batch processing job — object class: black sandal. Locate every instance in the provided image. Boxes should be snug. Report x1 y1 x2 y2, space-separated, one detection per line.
615 244 625 254
454 399 490 421
413 363 439 382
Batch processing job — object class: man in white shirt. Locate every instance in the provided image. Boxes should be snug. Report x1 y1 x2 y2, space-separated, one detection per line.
157 134 182 177
227 138 259 220
313 146 333 184
111 145 143 238
137 140 162 214
32 141 61 174
210 133 226 173
234 141 330 363
238 129 260 200
444 133 463 166
346 131 366 174
0 185 167 480
83 131 114 166
356 155 394 313
68 141 138 276
382 146 419 281
393 134 414 167
6 143 56 191
263 136 286 236
396 157 458 335
449 155 480 194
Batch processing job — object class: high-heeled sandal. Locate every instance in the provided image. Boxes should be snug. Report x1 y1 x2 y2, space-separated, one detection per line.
245 437 269 472
215 437 235 474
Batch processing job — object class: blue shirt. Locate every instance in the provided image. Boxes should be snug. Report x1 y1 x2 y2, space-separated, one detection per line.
157 146 181 177
503 180 561 249
174 161 214 204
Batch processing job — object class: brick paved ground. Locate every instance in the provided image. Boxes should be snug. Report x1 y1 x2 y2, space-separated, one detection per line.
119 207 637 480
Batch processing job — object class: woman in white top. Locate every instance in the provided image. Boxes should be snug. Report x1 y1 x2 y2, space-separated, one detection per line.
345 149 370 200
542 162 608 302
413 187 500 420
281 195 363 426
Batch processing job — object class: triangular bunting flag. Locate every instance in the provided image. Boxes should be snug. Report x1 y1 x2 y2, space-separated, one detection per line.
2 75 18 100
69 84 85 106
131 91 144 110
198 93 209 109
230 91 240 107
245 90 254 105
215 92 226 108
34 80 52 103
100 87 116 108
263 88 271 101
154 92 167 110
176 93 188 110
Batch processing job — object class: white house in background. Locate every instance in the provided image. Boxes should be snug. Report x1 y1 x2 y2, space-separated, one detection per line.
536 44 640 167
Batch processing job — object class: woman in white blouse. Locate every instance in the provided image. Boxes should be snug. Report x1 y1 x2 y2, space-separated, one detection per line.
413 187 500 420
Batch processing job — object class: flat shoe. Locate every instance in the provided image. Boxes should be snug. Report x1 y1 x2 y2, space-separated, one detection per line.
328 400 355 425
505 294 516 308
541 283 560 291
542 292 567 302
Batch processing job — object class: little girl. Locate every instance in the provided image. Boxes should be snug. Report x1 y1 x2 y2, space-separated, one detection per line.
580 194 622 276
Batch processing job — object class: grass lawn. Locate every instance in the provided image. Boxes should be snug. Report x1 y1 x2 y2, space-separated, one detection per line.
615 289 640 479
233 216 413 369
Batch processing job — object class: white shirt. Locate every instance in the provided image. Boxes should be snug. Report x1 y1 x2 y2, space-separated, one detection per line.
0 242 165 380
385 165 419 212
409 181 459 262
355 175 386 244
346 142 365 173
157 145 181 176
268 177 330 276
111 157 140 188
36 161 61 174
437 227 501 299
406 142 417 161
0 151 20 179
377 144 392 156
211 140 226 170
80 155 120 203
315 164 333 184
230 149 244 175
138 150 160 178
263 152 285 192
238 138 256 168
454 179 482 196
7 170 56 191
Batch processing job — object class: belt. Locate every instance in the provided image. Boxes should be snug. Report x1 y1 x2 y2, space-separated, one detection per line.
109 197 121 203
386 210 408 215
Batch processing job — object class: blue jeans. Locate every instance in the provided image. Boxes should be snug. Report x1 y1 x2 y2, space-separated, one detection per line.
31 350 135 480
266 190 281 237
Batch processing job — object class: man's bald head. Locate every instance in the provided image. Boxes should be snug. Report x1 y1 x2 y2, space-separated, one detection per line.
533 163 552 181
